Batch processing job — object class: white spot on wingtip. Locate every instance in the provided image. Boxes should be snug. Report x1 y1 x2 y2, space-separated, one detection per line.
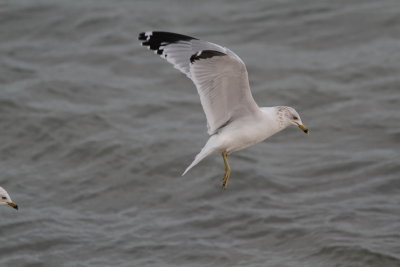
145 31 153 41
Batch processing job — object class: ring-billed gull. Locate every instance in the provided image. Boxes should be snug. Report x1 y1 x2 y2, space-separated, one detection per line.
0 187 18 210
139 31 308 189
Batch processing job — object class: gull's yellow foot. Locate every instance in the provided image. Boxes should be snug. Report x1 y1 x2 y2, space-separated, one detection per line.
222 168 231 189
221 151 231 189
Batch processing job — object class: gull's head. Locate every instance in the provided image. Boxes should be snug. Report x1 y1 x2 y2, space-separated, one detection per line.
0 187 18 210
277 106 309 134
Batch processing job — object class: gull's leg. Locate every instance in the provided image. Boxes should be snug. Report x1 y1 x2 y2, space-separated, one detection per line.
221 151 231 189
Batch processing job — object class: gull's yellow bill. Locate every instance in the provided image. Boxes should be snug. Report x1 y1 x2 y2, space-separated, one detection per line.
298 124 309 134
7 202 18 210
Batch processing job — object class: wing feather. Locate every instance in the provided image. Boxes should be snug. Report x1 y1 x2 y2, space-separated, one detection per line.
139 31 259 134
190 51 259 134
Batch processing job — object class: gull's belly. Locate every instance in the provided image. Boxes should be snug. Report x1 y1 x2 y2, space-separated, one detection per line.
219 121 279 153
224 131 267 153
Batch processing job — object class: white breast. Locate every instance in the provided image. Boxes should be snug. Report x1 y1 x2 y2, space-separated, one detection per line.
217 107 282 153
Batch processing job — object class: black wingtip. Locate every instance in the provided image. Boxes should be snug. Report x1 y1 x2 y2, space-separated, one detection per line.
138 32 146 41
138 31 197 52
190 50 226 63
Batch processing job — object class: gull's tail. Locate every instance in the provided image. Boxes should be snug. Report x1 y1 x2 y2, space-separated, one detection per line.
182 136 221 176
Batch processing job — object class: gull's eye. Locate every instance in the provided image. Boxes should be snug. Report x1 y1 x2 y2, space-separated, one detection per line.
293 116 298 120
1 196 6 200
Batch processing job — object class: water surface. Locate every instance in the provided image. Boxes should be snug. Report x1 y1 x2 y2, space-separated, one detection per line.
0 0 399 266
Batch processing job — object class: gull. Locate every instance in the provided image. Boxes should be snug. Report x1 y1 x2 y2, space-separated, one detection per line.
138 31 309 189
0 186 18 210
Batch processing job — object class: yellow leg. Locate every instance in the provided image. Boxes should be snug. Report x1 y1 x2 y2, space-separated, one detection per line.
221 151 231 189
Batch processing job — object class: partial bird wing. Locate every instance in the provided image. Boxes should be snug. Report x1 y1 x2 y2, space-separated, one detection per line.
138 31 259 134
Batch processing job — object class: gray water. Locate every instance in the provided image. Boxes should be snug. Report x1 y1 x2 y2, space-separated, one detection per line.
0 0 399 266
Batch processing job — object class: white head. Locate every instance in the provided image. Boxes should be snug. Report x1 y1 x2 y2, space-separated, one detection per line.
0 187 18 210
276 106 309 134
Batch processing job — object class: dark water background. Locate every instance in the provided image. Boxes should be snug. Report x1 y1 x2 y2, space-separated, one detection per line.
0 0 399 266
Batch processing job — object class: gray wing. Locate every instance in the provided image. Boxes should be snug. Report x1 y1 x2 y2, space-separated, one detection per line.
139 31 259 134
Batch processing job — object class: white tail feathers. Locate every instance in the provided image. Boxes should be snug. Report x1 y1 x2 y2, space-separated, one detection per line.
181 136 221 176
182 149 212 176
